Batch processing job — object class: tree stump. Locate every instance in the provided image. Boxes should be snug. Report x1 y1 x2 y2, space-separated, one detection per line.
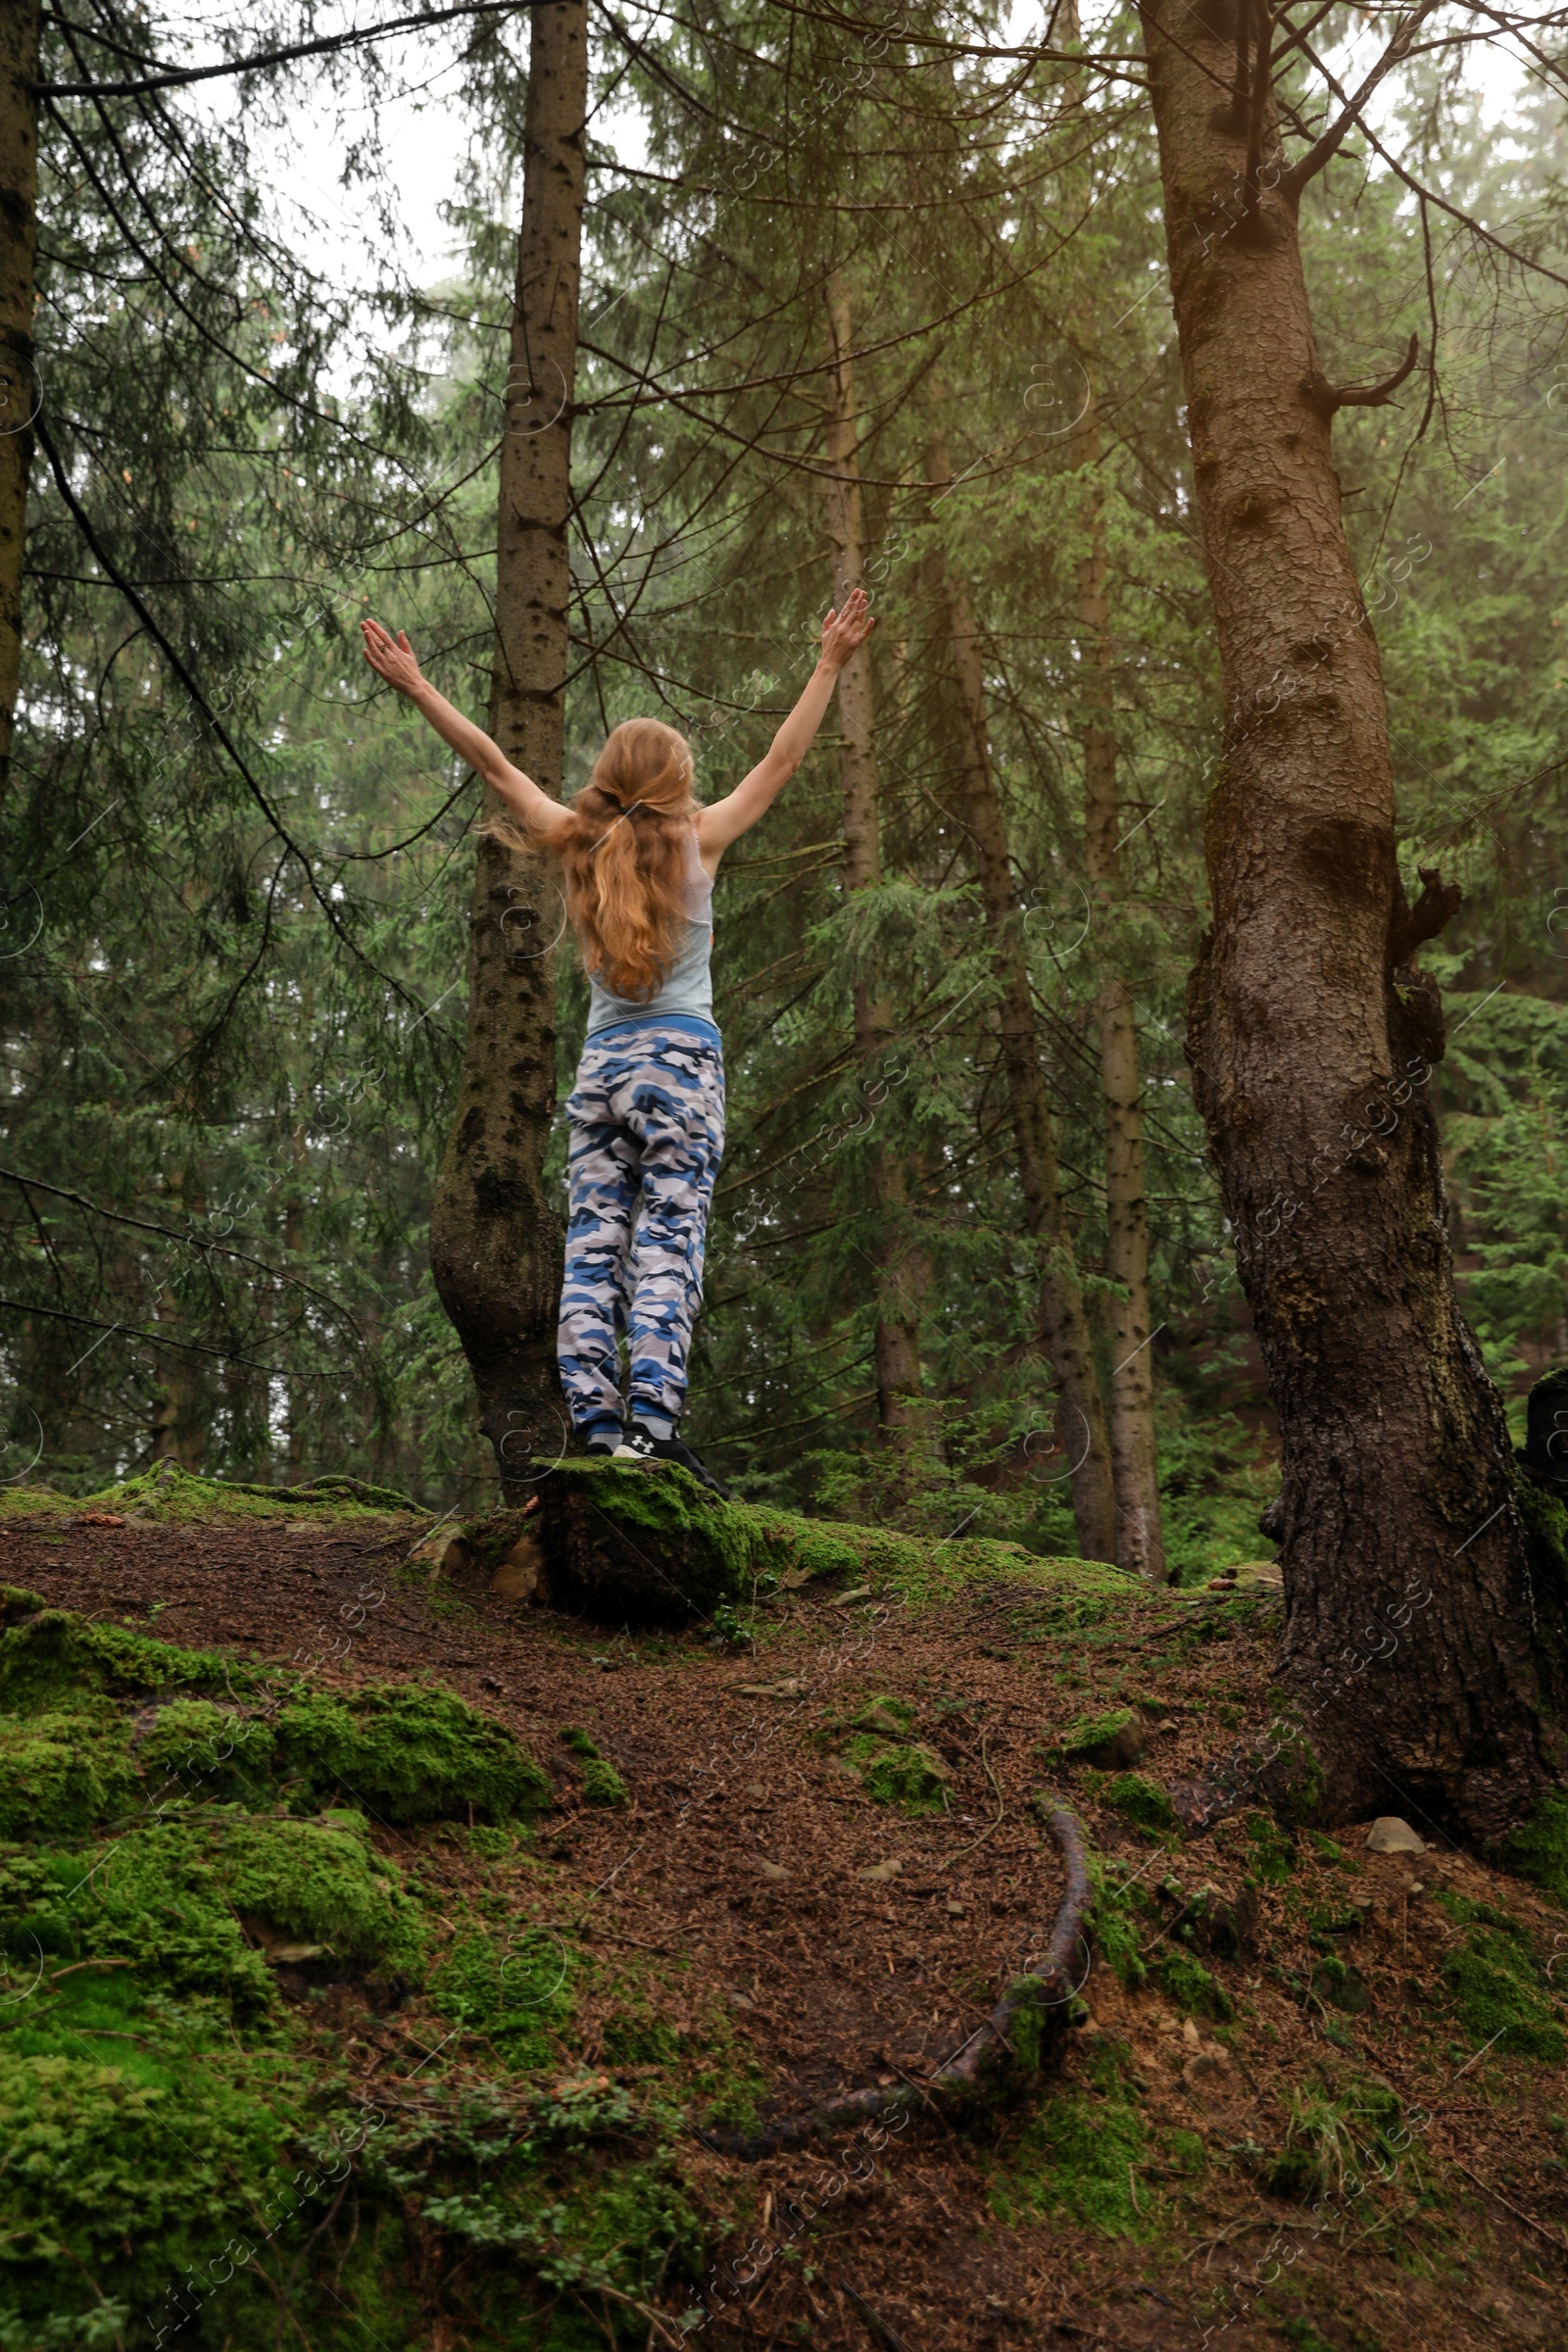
469 1459 755 1625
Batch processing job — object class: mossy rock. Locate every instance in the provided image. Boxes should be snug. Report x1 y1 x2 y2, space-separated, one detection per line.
851 1694 916 1737
30 1458 420 1526
1105 1771 1176 1836
1 1808 423 2009
842 1733 949 1812
1059 1707 1147 1771
0 1605 265 1718
560 1726 629 1808
135 1696 279 1807
0 1701 140 1839
0 2041 306 2325
1309 1951 1372 2014
274 1684 553 1824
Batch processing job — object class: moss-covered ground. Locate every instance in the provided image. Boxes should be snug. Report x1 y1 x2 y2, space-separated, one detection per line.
1 1483 1566 2350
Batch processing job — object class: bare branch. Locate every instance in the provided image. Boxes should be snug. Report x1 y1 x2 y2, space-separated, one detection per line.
1281 0 1442 200
36 2 528 100
1302 332 1419 416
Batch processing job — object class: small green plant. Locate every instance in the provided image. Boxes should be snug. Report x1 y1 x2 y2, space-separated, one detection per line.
1263 2082 1413 2202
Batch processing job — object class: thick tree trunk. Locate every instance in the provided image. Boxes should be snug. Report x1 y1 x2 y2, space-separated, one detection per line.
428 0 587 1494
150 1172 207 1473
1070 395 1166 1581
0 0 40 819
926 432 1117 1563
824 276 927 1443
1139 0 1563 1838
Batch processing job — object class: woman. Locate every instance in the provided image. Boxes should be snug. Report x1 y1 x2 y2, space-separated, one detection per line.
360 591 875 1494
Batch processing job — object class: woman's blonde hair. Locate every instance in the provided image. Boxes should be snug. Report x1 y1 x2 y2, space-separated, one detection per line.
556 719 698 1000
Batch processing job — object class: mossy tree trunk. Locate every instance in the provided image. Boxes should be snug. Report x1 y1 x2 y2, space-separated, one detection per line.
0 0 39 819
925 431 1117 1565
824 275 927 1446
1069 391 1166 1583
1139 0 1564 1839
428 0 587 1494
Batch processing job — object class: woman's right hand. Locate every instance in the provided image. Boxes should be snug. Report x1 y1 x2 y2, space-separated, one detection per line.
361 617 424 698
819 585 875 671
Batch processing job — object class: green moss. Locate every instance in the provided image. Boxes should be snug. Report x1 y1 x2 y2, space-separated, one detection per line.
850 1694 915 1736
137 1696 279 1806
558 1726 629 1809
2 1810 423 2010
735 1506 861 1586
991 2037 1150 2236
275 1684 552 1824
1272 1726 1328 1825
74 1459 416 1525
0 1605 267 1717
1084 1854 1149 1992
1246 1811 1296 1886
1440 1910 1565 2062
1105 1772 1176 1836
1504 1788 1568 1907
1152 1948 1232 2021
841 1733 949 1812
0 2039 307 2332
0 1702 139 1838
1308 1951 1372 2014
0 1489 79 1523
602 2008 680 2067
579 1759 628 1809
1166 2126 1208 2177
428 1926 574 2066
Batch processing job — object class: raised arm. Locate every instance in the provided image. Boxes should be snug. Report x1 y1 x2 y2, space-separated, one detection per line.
360 618 573 851
696 588 875 862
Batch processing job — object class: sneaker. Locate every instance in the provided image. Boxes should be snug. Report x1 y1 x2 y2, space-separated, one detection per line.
614 1423 731 1499
580 1421 623 1458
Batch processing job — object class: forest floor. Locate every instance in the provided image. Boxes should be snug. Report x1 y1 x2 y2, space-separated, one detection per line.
2 1472 1567 2352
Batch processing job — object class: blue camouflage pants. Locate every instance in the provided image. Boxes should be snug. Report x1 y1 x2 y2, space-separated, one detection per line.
557 1024 726 1436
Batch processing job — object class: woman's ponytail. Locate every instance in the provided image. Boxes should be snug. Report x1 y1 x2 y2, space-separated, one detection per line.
558 720 697 999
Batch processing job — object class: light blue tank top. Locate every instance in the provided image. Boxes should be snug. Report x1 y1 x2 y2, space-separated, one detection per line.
583 822 716 1039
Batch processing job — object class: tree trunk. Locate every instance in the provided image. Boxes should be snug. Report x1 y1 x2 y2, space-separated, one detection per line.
0 0 40 819
926 431 1117 1564
1070 394 1166 1581
427 0 587 1494
824 275 927 1444
1139 0 1563 1838
284 1132 308 1481
150 1171 207 1474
